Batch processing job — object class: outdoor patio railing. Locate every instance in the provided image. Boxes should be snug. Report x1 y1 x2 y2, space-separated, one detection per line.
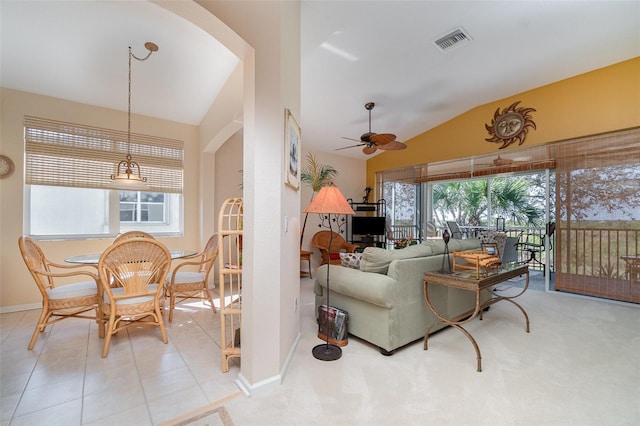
556 226 640 280
392 223 639 287
387 225 422 244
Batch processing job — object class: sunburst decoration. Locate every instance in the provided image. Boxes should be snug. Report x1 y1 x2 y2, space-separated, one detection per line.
485 101 536 149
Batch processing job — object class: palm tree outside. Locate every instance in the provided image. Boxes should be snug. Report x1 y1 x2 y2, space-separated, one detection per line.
431 175 547 230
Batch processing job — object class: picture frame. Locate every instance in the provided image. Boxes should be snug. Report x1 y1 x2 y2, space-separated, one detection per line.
481 242 499 257
285 108 301 190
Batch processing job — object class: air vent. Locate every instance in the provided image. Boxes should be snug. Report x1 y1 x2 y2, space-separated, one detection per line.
434 27 472 52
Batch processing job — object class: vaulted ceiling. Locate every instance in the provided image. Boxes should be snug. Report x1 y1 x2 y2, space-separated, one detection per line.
2 1 638 159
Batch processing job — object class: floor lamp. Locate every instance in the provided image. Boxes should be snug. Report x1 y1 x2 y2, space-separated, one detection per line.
304 184 355 361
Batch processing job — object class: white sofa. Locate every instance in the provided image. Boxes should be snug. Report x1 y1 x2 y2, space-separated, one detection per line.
314 238 491 354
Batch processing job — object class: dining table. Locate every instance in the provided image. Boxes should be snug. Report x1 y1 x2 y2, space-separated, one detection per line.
65 249 198 265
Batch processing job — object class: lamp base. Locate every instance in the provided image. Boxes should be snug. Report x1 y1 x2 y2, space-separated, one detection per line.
312 343 342 361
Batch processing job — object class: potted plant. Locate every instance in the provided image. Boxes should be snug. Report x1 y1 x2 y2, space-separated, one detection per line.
300 154 338 247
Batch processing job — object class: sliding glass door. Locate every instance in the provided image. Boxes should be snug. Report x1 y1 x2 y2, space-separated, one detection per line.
429 173 552 236
383 180 422 246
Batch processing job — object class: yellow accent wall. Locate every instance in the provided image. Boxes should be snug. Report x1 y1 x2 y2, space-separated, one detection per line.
366 57 640 186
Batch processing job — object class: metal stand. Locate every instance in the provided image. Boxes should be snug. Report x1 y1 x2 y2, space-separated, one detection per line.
313 214 342 361
312 343 342 361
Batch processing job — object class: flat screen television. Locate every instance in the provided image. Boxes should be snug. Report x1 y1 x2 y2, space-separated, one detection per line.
351 216 386 236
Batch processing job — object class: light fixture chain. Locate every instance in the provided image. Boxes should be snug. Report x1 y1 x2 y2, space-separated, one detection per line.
110 42 156 189
127 47 133 158
127 43 157 158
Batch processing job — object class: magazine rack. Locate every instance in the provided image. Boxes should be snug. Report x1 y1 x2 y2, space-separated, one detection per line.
217 198 243 372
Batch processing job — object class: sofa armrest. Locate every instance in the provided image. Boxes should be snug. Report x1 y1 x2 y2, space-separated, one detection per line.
315 265 397 309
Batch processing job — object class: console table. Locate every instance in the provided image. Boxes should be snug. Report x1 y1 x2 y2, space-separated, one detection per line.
423 263 530 372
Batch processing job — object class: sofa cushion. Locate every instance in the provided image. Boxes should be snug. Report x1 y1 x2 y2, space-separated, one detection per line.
359 244 432 274
422 238 481 255
315 264 397 308
340 252 362 269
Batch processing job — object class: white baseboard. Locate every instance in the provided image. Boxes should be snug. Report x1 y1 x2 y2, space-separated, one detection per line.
0 303 41 314
234 331 301 396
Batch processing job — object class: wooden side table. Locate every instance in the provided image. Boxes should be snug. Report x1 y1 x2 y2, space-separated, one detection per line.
300 250 313 278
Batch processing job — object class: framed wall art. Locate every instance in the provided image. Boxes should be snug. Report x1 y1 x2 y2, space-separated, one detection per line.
285 108 301 190
485 101 536 149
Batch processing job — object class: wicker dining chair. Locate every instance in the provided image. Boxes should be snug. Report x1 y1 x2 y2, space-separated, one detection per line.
97 237 171 357
18 236 102 350
165 234 219 322
112 230 155 244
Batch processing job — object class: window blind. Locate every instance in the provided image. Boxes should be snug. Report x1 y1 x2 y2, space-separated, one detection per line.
24 116 184 193
554 127 640 303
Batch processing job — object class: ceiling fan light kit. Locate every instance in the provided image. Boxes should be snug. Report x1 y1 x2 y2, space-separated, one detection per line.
337 102 407 155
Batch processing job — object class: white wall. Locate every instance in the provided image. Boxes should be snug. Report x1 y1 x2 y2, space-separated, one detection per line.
189 0 302 393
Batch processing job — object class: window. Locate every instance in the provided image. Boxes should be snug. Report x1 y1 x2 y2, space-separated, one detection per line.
430 174 551 230
24 116 184 239
120 191 165 223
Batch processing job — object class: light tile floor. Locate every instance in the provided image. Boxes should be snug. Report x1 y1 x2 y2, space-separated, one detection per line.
2 272 639 426
0 299 240 426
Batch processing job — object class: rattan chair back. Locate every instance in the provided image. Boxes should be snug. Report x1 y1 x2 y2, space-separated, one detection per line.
97 237 171 357
311 231 358 265
165 234 219 322
112 230 155 244
18 236 101 350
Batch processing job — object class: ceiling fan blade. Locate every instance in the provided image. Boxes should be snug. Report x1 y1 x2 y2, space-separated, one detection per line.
370 133 397 145
335 143 365 151
377 140 407 151
362 145 377 155
341 136 362 143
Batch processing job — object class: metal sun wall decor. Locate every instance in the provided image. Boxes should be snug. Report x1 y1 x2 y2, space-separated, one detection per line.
485 101 536 149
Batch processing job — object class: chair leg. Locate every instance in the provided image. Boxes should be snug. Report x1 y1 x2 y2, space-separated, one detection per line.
28 308 50 350
96 307 105 339
526 249 547 276
203 287 217 314
156 305 168 344
102 315 116 358
168 290 176 323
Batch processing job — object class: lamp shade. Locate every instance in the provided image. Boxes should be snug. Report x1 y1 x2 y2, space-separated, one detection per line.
304 185 355 215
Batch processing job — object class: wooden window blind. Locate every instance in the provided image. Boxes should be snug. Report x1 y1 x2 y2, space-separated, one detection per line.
24 116 184 193
554 127 640 303
376 165 424 200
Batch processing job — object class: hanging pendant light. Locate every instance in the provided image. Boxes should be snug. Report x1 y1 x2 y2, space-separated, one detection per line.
110 42 158 190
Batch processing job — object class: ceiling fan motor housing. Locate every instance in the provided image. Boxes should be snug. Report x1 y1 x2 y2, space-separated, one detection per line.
360 131 374 142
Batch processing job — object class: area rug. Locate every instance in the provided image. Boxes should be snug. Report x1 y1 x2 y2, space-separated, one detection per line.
160 404 236 426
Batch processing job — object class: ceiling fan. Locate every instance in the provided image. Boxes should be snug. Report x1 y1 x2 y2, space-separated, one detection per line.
336 102 407 155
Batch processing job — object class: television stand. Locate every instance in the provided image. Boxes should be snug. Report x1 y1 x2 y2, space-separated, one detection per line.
347 199 387 249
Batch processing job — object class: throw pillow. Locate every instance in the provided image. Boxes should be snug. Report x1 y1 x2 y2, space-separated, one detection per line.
340 252 362 269
359 244 431 274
